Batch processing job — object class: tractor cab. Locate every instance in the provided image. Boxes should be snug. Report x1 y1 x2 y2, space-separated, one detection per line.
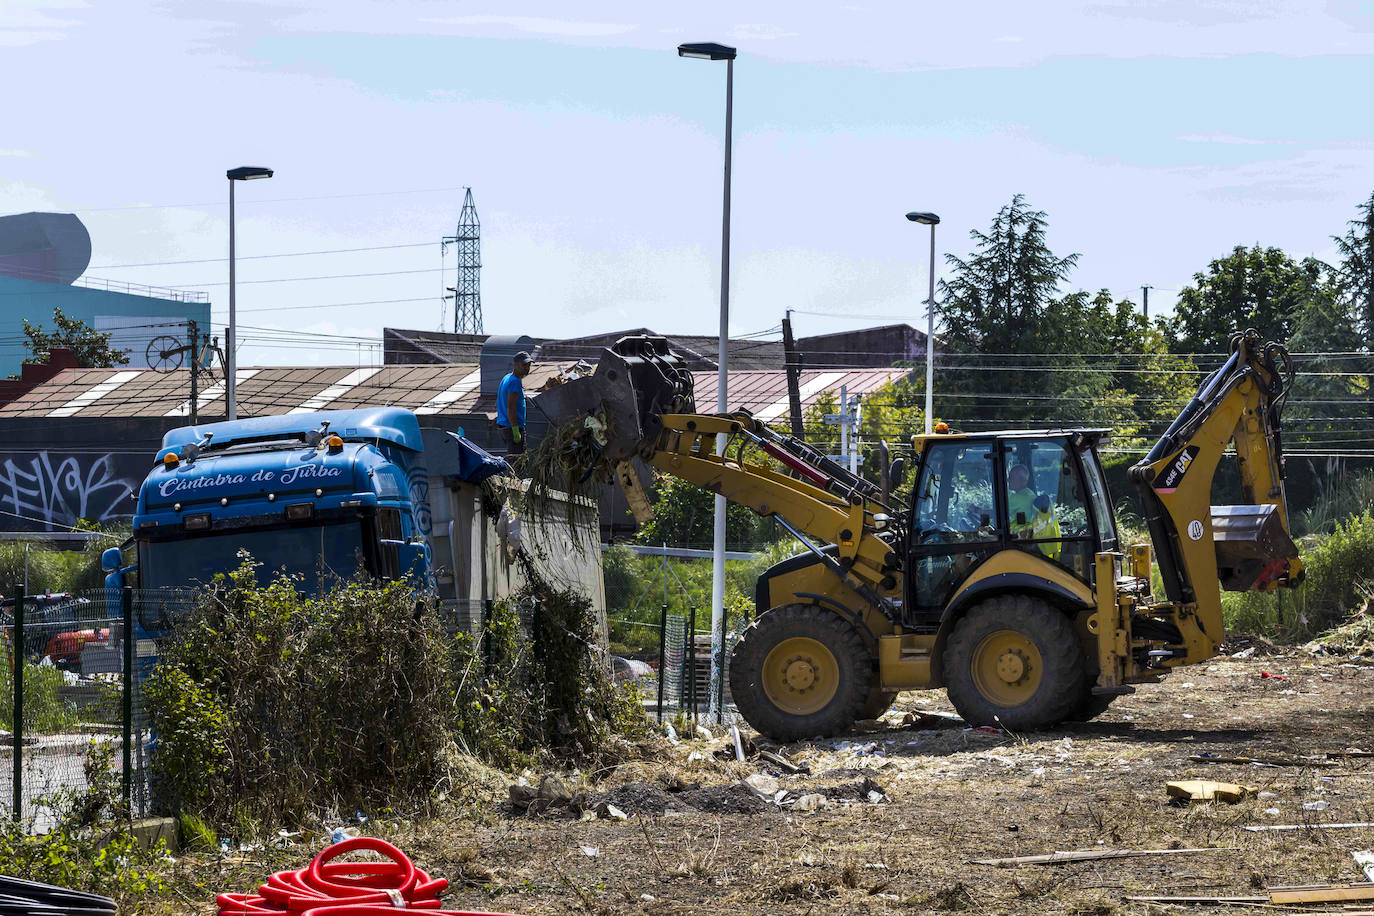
905 429 1118 625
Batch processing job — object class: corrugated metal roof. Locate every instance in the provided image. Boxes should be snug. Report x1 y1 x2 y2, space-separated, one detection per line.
0 363 910 421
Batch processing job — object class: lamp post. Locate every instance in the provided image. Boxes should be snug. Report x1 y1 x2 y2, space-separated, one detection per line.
906 211 940 434
226 165 274 420
678 40 736 721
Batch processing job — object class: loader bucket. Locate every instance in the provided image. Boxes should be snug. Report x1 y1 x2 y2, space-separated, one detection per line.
1211 504 1300 591
533 335 695 462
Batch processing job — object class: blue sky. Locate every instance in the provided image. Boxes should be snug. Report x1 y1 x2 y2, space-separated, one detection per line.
3 0 1372 365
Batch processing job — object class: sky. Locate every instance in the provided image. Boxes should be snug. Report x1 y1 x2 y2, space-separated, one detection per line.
3 0 1373 367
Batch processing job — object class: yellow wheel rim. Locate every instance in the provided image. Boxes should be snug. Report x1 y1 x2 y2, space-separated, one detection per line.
971 630 1042 707
761 636 840 716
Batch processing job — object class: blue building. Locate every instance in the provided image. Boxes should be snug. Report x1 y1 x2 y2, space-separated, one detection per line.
0 212 211 377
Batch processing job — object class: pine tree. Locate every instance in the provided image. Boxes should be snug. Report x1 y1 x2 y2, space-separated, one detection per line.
1332 191 1374 340
937 194 1079 354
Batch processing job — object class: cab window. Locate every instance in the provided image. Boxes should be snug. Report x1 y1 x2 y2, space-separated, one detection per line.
914 441 997 544
1002 437 1094 581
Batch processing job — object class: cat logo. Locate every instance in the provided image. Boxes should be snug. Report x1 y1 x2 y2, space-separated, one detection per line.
1155 445 1201 494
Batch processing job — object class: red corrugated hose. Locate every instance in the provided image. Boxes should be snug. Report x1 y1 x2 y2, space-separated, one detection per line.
217 836 523 916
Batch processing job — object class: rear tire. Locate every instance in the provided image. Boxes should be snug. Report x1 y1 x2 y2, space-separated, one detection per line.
730 604 872 741
861 687 899 720
943 595 1085 730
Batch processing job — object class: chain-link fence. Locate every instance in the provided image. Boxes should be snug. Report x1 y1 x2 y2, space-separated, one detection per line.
1 587 175 831
603 545 749 726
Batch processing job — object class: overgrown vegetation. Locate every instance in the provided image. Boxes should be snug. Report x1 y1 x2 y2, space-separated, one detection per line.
144 556 648 829
0 743 164 900
0 660 82 731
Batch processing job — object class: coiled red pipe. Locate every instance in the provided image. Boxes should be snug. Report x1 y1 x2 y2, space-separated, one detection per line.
217 837 523 916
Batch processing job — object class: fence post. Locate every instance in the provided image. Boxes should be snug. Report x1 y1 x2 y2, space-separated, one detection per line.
716 601 727 724
122 586 133 818
11 589 23 822
656 600 668 724
686 603 698 724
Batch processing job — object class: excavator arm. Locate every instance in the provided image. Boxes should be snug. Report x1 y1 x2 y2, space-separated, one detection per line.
536 336 902 616
1115 329 1302 675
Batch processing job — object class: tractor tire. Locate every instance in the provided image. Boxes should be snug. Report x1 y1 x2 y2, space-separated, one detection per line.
1066 654 1116 722
729 604 873 741
943 595 1086 730
861 687 900 720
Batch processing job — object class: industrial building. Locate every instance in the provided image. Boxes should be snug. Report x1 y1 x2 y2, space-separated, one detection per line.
0 212 211 378
0 333 907 537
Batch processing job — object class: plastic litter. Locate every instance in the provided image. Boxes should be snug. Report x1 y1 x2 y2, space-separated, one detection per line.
1303 800 1331 810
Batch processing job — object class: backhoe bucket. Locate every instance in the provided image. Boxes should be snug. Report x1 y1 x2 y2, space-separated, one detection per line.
533 335 695 462
1211 504 1300 591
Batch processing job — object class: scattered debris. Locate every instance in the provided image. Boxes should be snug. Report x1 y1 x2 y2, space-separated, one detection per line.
971 847 1231 867
579 845 599 857
1354 851 1374 883
1302 800 1331 810
1261 670 1286 681
1166 780 1254 804
794 793 829 812
743 774 780 799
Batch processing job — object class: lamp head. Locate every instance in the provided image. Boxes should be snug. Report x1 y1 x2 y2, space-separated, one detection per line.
678 42 737 61
906 211 940 225
227 166 274 181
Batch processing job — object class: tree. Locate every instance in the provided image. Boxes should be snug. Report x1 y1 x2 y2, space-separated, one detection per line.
1166 247 1328 353
22 307 130 368
1332 191 1374 339
635 475 778 552
937 193 1080 354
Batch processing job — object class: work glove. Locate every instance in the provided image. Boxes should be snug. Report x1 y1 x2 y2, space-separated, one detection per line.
512 427 523 443
1033 493 1051 512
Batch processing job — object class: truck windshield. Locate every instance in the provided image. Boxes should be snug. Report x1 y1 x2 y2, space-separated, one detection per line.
140 522 367 591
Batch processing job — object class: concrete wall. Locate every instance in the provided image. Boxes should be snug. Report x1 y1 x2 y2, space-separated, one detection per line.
0 275 212 377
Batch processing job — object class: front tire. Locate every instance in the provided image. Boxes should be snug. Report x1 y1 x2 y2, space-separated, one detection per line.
730 604 872 741
943 595 1086 730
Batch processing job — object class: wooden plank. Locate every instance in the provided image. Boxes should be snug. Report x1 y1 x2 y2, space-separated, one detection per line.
1271 884 1374 905
1189 754 1338 769
1244 823 1374 832
972 847 1231 867
1121 900 1248 906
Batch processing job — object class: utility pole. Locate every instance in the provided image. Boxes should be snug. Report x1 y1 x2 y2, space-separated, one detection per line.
1141 285 1151 319
838 384 849 467
188 321 200 424
781 309 804 438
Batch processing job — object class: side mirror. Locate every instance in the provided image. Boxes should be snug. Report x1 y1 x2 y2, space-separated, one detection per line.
101 547 123 571
889 457 907 488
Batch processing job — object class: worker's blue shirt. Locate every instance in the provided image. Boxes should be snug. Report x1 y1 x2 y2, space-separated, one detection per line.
496 372 526 429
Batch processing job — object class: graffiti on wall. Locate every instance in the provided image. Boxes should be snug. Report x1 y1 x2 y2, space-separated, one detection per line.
0 451 140 531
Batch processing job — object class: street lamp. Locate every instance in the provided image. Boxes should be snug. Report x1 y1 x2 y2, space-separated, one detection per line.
906 211 940 434
679 40 736 722
226 165 273 420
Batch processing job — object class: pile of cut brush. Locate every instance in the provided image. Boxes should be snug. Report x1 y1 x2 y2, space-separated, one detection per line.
515 412 618 547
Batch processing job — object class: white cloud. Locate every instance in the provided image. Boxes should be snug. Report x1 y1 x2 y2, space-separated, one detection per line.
417 14 637 38
727 23 799 41
0 149 37 158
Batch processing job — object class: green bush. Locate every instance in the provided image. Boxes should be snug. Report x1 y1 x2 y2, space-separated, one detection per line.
0 660 80 732
0 743 163 900
147 555 648 827
145 561 453 826
1295 511 1374 633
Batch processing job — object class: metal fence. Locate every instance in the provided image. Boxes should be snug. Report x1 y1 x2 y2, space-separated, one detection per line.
1 588 169 831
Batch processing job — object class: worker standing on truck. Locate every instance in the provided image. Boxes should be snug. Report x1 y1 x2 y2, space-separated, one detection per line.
1007 463 1060 559
497 351 533 454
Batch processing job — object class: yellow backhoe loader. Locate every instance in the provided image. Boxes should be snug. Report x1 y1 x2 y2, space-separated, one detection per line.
538 330 1302 740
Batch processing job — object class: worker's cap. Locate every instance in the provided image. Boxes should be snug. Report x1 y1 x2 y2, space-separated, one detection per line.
513 350 533 364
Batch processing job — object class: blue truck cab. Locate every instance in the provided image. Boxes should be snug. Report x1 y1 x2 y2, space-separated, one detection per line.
105 408 488 594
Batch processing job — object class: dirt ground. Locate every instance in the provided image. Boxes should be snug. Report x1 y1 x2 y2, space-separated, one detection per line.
178 646 1374 915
